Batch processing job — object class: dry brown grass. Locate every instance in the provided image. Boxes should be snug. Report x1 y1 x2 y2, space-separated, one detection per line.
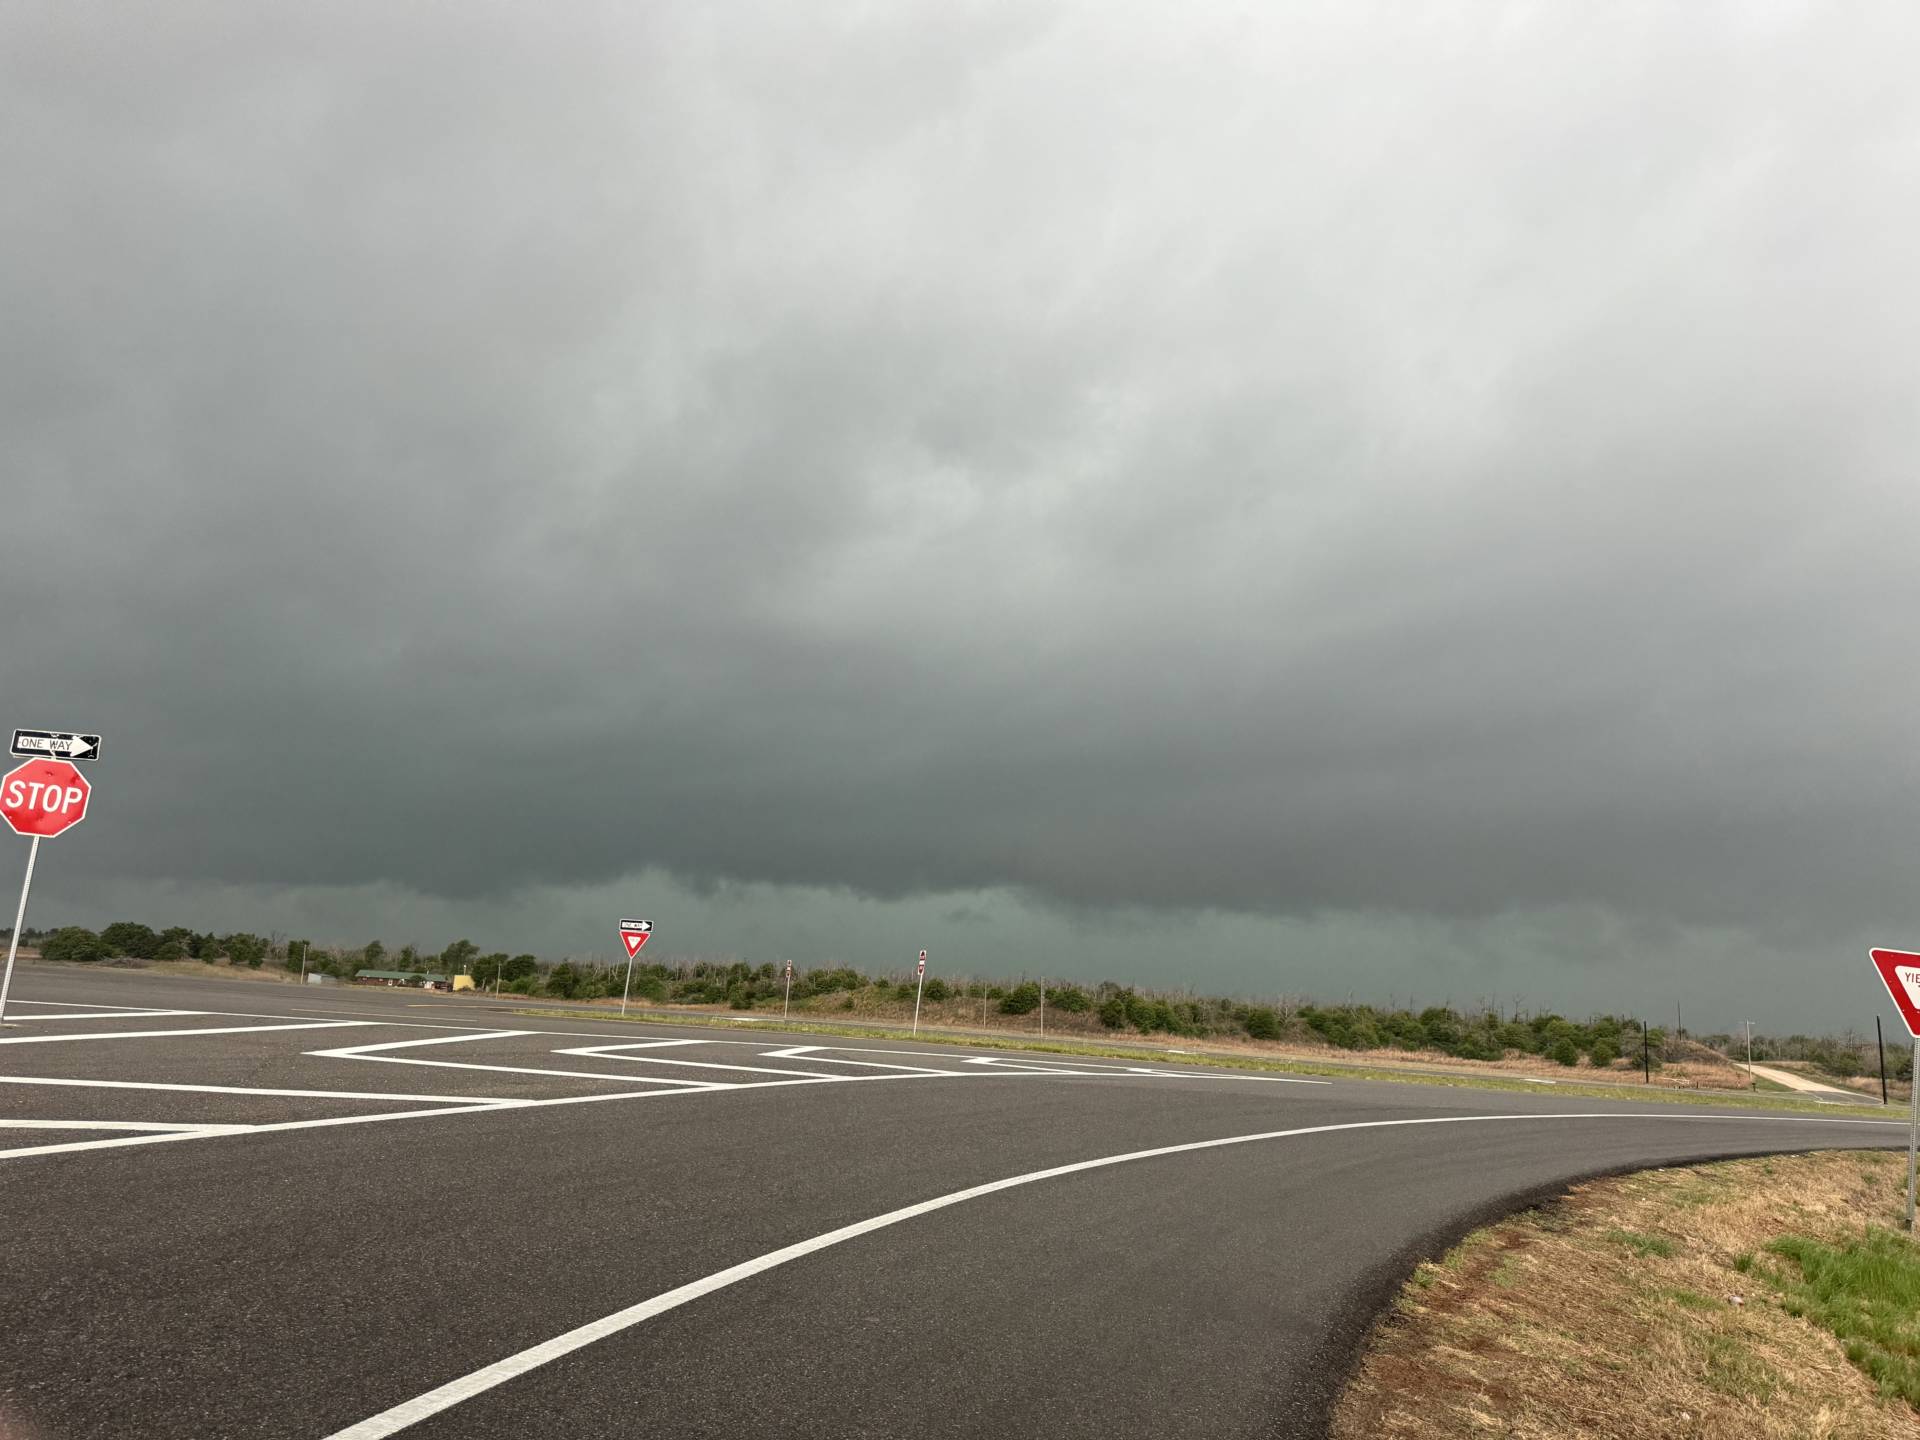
1331 1151 1920 1440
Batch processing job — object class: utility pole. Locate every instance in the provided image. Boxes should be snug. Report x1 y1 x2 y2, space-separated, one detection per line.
1038 977 1045 1038
1877 1016 1889 1106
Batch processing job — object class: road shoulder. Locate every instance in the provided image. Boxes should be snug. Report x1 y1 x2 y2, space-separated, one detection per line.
1331 1150 1920 1439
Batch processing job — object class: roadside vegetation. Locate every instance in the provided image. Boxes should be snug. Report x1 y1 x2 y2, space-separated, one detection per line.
11 921 1911 1095
1333 1151 1920 1439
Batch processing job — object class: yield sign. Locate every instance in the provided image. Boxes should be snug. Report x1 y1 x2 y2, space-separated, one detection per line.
1870 948 1920 1038
619 919 652 959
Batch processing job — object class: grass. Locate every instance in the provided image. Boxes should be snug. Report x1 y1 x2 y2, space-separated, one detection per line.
1332 1151 1920 1440
1764 1229 1920 1406
501 1005 1895 1118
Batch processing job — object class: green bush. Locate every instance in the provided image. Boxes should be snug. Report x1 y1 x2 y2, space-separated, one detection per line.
1098 995 1130 1029
1589 1037 1619 1067
1047 984 1091 1013
921 977 951 1003
100 922 160 958
727 983 753 1010
999 982 1041 1015
40 926 107 963
1550 1037 1580 1066
1243 1006 1281 1041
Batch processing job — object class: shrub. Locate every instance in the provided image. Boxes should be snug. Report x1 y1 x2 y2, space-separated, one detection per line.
100 922 160 958
921 977 950 1003
999 982 1041 1015
1047 984 1091 1013
154 940 186 961
1243 1007 1282 1041
1452 1030 1501 1062
1098 995 1130 1029
1589 1037 1619 1068
1550 1037 1580 1067
40 926 107 963
727 983 753 1010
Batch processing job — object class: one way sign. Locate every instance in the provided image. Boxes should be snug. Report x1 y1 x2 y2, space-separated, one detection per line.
618 919 652 959
11 730 101 763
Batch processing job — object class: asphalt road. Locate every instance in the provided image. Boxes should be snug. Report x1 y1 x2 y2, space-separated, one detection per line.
0 966 1901 1440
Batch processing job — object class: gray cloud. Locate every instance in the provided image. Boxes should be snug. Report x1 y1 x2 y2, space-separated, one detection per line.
3 3 1918 1025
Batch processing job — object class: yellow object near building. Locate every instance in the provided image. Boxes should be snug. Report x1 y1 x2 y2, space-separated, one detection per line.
452 974 476 992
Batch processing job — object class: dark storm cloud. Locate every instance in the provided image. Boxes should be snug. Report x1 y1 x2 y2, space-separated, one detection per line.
3 2 1918 964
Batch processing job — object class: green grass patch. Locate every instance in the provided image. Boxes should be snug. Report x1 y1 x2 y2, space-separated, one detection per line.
1765 1227 1920 1407
1604 1228 1677 1259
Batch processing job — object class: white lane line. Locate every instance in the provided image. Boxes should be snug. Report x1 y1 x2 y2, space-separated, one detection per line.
2 1010 205 1023
0 1065 1099 1163
758 1046 956 1076
309 1032 726 1089
322 1108 1906 1440
0 1074 521 1105
0 1021 373 1046
4 999 207 1012
551 1045 845 1080
0 1118 250 1133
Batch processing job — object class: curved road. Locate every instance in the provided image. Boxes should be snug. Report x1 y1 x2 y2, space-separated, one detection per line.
0 968 1899 1439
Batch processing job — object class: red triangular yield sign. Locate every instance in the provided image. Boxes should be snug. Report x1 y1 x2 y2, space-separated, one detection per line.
1870 948 1920 1038
621 931 648 959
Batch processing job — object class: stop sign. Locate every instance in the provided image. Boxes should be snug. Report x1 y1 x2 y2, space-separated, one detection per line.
0 758 91 838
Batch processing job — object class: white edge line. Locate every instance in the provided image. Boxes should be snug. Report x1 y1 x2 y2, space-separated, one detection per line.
321 1109 1906 1440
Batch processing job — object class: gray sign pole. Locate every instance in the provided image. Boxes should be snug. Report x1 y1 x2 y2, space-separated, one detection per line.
620 948 637 1017
1908 1036 1918 1232
783 965 792 1021
0 835 42 1028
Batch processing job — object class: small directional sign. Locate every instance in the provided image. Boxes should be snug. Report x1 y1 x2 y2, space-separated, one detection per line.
618 918 652 959
10 730 101 763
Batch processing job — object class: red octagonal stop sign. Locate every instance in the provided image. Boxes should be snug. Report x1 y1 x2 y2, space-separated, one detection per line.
0 758 91 838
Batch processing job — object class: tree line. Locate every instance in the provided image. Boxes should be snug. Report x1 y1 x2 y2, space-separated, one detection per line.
12 920 1907 1076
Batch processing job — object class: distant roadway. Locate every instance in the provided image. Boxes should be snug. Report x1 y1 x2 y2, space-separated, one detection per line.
0 966 1900 1439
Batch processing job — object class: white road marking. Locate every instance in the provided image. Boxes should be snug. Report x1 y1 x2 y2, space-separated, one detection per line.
0 1074 521 1105
0 1020 371 1045
309 1033 726 1088
551 1044 844 1080
2 1010 204 1022
322 1108 1908 1440
759 1046 955 1075
0 1118 249 1133
5 999 205 1012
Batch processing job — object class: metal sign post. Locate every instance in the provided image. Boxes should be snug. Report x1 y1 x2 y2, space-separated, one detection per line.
1910 1037 1919 1233
783 959 793 1021
617 920 653 1016
1038 977 1045 1037
0 741 98 1028
1867 949 1920 1230
912 950 927 1036
0 836 42 1029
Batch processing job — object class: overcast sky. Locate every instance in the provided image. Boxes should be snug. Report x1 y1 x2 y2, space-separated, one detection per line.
3 3 1916 1029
